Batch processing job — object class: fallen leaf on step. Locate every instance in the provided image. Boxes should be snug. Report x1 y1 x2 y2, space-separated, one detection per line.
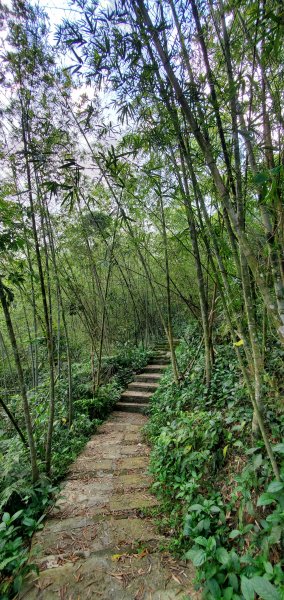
111 553 125 561
137 548 149 558
172 573 183 584
134 584 145 600
109 571 125 580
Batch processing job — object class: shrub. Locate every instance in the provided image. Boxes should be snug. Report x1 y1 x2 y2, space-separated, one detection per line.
146 333 284 599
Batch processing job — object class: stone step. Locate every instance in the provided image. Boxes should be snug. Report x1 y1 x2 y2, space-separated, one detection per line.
136 373 162 382
20 551 195 600
120 390 152 403
143 364 168 373
116 402 148 413
154 345 169 351
150 357 170 364
128 381 159 392
154 338 179 348
31 516 163 569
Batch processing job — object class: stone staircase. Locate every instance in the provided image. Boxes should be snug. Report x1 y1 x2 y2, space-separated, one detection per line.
115 344 171 413
20 410 198 600
18 338 199 600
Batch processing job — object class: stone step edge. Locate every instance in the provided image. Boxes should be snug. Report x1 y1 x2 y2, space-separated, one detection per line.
33 539 166 571
67 467 150 478
118 399 151 405
128 382 159 388
67 462 151 476
49 504 159 527
116 402 149 410
143 365 169 373
136 373 162 379
121 390 153 397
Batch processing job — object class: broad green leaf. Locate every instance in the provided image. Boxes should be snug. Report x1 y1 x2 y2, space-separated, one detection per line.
207 537 217 552
253 454 262 469
188 504 203 511
2 512 10 524
267 481 284 494
229 529 241 539
229 551 240 572
241 576 255 600
194 536 208 547
22 517 36 527
216 547 230 565
257 493 276 506
263 562 274 576
251 576 280 600
185 547 207 567
268 525 282 544
10 510 23 522
273 444 284 454
223 587 234 600
228 573 239 591
246 447 261 455
210 505 221 513
207 577 221 599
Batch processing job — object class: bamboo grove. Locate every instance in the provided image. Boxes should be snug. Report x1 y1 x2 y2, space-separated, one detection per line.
0 0 283 492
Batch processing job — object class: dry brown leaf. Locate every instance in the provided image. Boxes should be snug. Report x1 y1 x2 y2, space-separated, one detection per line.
134 584 145 600
58 584 68 599
35 578 53 591
108 571 125 581
137 548 149 559
172 573 183 585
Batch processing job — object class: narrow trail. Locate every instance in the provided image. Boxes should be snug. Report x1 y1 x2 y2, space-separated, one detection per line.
20 348 198 600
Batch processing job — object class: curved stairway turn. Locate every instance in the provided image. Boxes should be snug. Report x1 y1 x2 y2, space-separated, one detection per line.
116 345 171 413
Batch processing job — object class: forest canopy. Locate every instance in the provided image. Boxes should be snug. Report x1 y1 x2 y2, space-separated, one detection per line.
0 0 283 598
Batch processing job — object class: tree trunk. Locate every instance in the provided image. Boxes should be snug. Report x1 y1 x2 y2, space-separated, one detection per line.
158 192 179 384
0 278 39 482
21 105 55 476
0 395 28 448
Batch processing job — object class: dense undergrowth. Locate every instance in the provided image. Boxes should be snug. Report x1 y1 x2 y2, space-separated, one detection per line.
0 344 149 599
146 329 284 600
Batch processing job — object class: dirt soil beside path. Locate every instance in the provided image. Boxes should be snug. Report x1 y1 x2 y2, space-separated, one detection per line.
19 411 199 600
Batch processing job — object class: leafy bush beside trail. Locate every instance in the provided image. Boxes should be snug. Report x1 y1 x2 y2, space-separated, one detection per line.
146 332 284 600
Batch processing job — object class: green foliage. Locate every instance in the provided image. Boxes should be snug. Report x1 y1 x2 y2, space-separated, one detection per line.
146 333 284 598
73 380 121 421
0 480 56 599
102 344 150 386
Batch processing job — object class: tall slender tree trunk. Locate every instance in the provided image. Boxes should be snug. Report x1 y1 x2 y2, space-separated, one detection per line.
21 105 55 476
158 192 179 384
0 396 28 448
0 278 39 482
96 214 119 389
20 290 35 388
0 328 13 378
168 142 212 385
43 199 74 427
